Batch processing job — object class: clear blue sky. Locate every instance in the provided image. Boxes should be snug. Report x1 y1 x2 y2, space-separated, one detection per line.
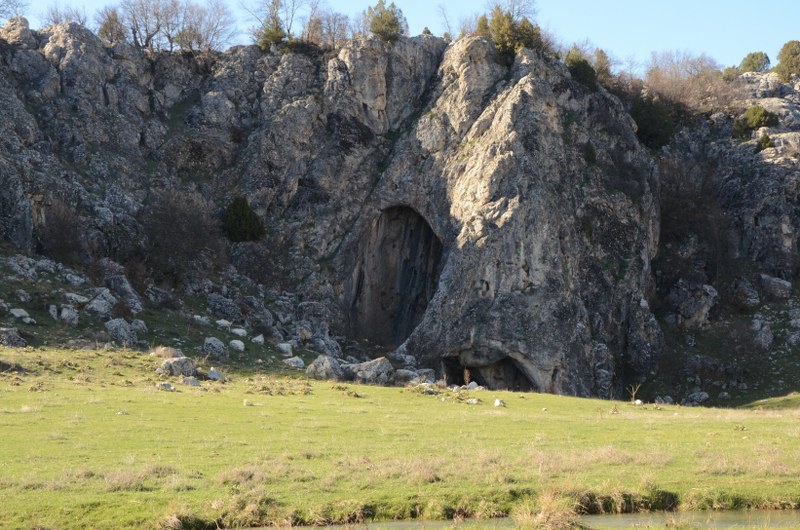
21 0 800 74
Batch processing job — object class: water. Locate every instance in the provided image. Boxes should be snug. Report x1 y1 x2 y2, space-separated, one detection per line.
283 511 800 529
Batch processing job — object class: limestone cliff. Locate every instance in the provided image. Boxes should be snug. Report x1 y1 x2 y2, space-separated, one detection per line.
0 18 662 396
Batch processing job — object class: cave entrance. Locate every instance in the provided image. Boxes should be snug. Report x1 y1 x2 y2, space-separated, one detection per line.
347 206 443 349
442 356 535 391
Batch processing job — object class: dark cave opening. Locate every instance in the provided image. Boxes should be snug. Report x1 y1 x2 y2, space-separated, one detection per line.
346 206 443 349
442 356 535 392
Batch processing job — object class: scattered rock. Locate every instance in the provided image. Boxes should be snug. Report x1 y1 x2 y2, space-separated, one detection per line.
130 319 147 335
654 395 674 405
465 398 480 405
731 278 760 308
159 357 196 377
144 286 181 309
104 318 137 346
752 319 774 350
207 293 243 323
229 339 245 352
276 342 293 356
231 328 248 337
494 399 506 407
466 381 480 390
0 327 27 347
156 382 177 392
207 367 225 381
251 334 265 345
21 317 35 325
758 273 792 300
203 337 228 360
85 289 117 319
394 369 420 385
59 306 79 326
9 308 29 320
682 391 710 407
283 356 305 369
350 357 395 385
215 319 232 329
105 272 143 313
14 289 30 303
182 376 200 386
306 355 344 380
64 293 89 305
718 391 731 400
192 315 210 326
666 280 718 329
417 369 436 383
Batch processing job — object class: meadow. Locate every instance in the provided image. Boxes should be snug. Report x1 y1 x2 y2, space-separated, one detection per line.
1 345 800 529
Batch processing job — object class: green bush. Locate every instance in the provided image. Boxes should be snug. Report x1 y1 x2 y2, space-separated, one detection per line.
487 6 547 60
739 51 770 73
776 40 800 82
258 18 286 51
630 96 674 149
223 197 265 242
365 0 407 43
756 134 775 152
733 105 779 138
566 47 597 91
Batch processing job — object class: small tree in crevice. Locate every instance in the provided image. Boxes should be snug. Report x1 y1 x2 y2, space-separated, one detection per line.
37 198 83 266
223 197 265 242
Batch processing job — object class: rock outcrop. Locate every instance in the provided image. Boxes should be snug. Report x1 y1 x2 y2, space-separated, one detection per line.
0 20 662 396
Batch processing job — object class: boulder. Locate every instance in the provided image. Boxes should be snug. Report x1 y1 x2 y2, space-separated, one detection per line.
207 293 243 323
203 337 228 360
9 308 29 320
231 328 247 337
182 376 200 386
416 368 436 383
85 289 117 319
251 334 265 345
59 306 79 326
0 327 27 347
666 280 718 329
207 367 225 381
306 354 344 381
229 339 245 352
276 342 293 356
104 318 137 346
758 274 792 300
283 356 305 369
130 319 147 335
156 382 176 392
144 286 181 309
752 320 774 350
731 278 760 308
394 369 418 385
159 356 196 377
64 292 90 305
0 17 37 48
682 391 710 407
350 357 395 385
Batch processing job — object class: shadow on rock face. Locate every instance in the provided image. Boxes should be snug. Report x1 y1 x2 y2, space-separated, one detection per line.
345 205 443 350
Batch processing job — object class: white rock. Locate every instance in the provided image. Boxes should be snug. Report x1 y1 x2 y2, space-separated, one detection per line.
229 339 245 352
231 328 248 337
59 306 79 326
48 304 58 320
156 382 176 392
251 334 265 345
466 381 479 390
22 317 36 325
192 315 210 326
283 356 305 369
10 308 29 319
494 399 506 407
203 337 228 360
65 293 90 305
276 342 293 356
215 319 232 329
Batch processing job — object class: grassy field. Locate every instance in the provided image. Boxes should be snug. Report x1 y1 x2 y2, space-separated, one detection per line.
1 346 800 530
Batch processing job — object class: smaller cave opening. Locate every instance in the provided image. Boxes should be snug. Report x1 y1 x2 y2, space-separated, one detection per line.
442 356 535 392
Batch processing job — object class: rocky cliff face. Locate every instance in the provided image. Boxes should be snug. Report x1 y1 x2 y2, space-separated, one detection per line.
0 18 662 396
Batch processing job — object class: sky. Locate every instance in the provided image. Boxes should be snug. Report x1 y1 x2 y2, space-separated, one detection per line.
18 0 800 75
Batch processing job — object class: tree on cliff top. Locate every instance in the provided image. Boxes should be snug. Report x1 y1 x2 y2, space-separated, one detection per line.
0 0 26 19
364 0 407 43
739 51 770 73
777 40 800 82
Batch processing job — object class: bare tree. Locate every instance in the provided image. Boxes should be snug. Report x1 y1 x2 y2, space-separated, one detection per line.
645 50 739 112
159 0 184 51
436 3 452 37
42 3 88 26
0 0 27 19
121 0 164 51
486 0 536 22
177 0 236 51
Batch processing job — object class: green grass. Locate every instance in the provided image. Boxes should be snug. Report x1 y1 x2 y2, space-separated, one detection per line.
2 346 800 529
